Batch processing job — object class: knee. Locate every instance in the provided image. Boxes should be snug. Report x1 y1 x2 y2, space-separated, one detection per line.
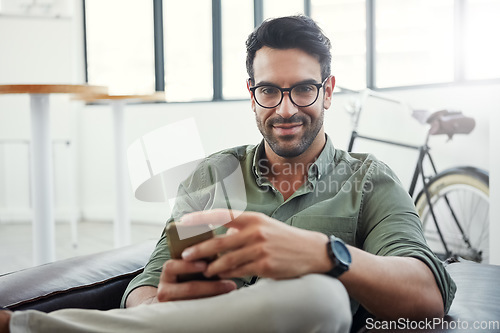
265 274 352 333
298 274 352 331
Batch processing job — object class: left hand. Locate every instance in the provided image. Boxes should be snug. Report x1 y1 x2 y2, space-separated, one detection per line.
180 209 332 279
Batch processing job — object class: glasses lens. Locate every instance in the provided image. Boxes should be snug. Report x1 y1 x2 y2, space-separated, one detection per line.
291 84 319 107
254 86 281 108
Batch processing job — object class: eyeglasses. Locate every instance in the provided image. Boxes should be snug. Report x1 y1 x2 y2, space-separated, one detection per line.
249 77 329 109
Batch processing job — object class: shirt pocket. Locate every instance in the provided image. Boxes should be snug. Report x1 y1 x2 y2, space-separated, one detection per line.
290 215 356 246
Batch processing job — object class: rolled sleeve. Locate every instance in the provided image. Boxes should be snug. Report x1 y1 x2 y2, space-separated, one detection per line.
359 159 456 313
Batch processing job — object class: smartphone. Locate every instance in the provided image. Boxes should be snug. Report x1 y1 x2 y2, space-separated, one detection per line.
166 222 219 282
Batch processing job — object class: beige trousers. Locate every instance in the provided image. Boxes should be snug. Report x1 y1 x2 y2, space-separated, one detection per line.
10 274 352 333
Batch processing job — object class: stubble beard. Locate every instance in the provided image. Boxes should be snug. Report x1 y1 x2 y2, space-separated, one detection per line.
256 106 325 158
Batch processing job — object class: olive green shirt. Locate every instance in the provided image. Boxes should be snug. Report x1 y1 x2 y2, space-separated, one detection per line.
121 136 456 314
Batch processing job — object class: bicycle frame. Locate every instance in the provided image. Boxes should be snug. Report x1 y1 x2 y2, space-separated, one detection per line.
344 88 475 260
347 130 452 257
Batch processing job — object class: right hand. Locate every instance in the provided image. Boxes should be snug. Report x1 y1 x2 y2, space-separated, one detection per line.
155 259 237 302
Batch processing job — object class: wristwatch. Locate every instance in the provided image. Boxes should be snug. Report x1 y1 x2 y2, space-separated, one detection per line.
326 236 352 278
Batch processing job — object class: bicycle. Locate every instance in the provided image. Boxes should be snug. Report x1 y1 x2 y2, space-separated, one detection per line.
342 88 490 263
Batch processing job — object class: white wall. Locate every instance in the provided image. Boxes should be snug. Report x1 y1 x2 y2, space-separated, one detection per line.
0 3 498 263
0 14 74 221
0 0 85 222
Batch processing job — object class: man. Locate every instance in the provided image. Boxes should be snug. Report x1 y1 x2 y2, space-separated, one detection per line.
1 15 455 333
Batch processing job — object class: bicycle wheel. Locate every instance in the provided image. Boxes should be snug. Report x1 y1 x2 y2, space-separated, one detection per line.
415 167 489 263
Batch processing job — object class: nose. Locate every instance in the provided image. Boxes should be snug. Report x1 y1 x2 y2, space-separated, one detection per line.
275 92 298 119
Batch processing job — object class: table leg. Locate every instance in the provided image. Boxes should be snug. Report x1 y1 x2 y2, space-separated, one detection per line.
112 100 131 247
29 94 55 265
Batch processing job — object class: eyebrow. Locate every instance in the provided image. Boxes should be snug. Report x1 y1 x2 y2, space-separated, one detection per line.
254 78 321 87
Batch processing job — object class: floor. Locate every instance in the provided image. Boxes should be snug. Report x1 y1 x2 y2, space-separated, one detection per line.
0 220 164 276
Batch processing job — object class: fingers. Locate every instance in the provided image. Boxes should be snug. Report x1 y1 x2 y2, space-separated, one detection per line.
181 211 270 261
157 259 237 302
204 244 263 277
162 259 208 283
181 231 246 261
175 210 283 279
180 209 246 227
156 279 237 302
218 263 260 280
226 227 239 236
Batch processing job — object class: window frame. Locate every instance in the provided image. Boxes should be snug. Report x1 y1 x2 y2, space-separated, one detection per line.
82 0 500 103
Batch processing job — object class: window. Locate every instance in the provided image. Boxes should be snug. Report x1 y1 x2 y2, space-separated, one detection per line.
163 0 213 102
311 0 366 90
84 0 500 101
463 0 500 80
375 0 455 88
85 0 155 95
221 0 253 99
263 0 304 20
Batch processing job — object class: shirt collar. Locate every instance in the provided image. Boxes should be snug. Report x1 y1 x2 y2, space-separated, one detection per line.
252 140 266 185
252 134 336 184
311 134 336 180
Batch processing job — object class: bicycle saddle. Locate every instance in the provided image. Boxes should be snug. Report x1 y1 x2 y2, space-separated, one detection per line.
426 109 476 139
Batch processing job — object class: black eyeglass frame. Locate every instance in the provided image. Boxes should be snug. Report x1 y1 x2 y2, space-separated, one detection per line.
248 76 330 109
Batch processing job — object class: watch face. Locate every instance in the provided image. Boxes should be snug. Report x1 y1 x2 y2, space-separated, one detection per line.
333 240 352 265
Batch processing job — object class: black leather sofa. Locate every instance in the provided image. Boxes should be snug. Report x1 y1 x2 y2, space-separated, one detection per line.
0 241 156 312
1 240 499 332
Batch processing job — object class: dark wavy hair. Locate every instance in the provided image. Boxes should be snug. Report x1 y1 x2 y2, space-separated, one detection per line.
246 15 332 84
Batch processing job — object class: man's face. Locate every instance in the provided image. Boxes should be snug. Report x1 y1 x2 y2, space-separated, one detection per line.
249 47 334 158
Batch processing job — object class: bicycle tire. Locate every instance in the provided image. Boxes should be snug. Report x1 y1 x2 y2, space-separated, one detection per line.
415 166 489 263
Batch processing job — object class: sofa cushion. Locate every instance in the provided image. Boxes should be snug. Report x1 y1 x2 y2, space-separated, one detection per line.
355 260 500 332
444 261 500 324
0 240 156 312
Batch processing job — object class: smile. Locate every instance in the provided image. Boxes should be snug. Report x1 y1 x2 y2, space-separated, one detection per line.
272 123 303 136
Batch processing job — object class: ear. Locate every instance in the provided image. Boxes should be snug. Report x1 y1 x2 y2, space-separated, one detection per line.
323 75 335 110
247 79 256 113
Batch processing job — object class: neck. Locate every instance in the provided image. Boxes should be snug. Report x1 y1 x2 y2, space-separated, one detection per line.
261 131 326 200
264 131 326 173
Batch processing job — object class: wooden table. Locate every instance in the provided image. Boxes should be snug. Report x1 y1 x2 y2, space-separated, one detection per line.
0 84 107 265
74 92 165 248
